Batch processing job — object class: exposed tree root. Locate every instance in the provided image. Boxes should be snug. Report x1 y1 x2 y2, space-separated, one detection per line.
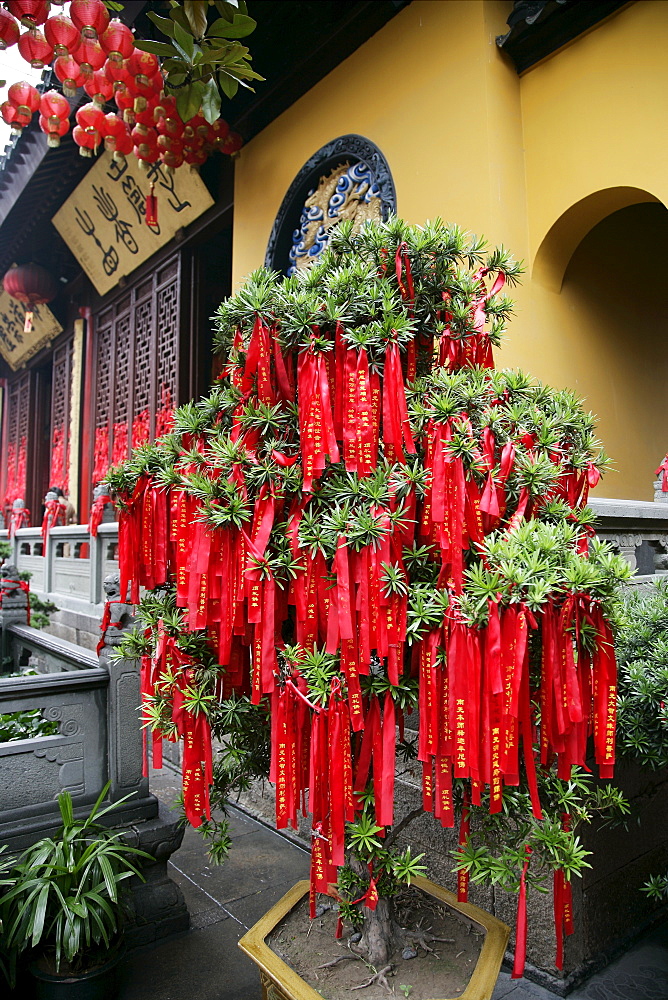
350 963 394 991
317 953 360 969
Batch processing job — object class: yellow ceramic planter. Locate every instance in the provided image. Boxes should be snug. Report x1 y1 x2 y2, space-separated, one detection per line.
238 876 510 1000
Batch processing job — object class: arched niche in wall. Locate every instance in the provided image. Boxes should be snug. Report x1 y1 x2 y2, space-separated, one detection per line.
552 199 668 499
265 135 396 275
532 186 662 293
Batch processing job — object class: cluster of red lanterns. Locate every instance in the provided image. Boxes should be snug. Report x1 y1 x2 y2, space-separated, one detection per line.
2 80 70 146
0 0 243 169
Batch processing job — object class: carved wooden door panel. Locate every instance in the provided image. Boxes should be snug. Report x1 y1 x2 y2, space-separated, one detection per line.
49 337 74 492
3 369 32 509
90 253 181 485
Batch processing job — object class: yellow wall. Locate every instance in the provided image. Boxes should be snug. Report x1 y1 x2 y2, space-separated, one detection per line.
232 1 526 281
232 0 668 500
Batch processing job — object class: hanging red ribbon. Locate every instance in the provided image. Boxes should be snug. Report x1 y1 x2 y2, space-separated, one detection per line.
511 845 532 979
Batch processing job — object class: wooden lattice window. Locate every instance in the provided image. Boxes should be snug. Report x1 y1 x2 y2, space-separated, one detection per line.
49 337 74 492
3 370 32 505
91 253 181 482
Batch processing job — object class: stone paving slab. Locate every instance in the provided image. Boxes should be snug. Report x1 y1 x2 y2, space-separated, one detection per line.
116 765 668 1000
117 919 258 1000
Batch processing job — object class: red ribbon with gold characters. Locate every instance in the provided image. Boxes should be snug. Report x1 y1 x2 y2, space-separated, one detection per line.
110 229 624 980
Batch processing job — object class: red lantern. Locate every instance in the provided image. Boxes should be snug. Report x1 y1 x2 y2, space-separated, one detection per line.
187 114 209 141
220 131 243 155
0 9 20 50
84 68 113 106
131 121 158 160
44 13 79 56
72 122 100 156
54 54 85 97
39 88 70 119
39 112 70 147
7 1 49 30
134 96 161 127
70 0 109 40
101 111 128 151
3 262 57 333
158 134 184 170
7 80 40 129
8 80 40 112
104 55 131 91
17 27 53 68
126 47 159 80
111 122 133 160
1 102 18 128
76 100 106 133
114 84 135 125
156 100 184 138
185 146 207 167
73 37 105 76
208 118 230 150
100 19 133 63
127 71 162 113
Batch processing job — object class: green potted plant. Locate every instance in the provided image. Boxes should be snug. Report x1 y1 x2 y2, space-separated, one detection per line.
0 783 149 1000
108 217 631 997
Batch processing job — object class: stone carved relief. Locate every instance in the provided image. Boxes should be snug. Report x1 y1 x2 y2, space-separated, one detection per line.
288 161 382 274
0 740 84 809
599 530 668 576
115 669 143 791
265 135 395 274
42 704 83 737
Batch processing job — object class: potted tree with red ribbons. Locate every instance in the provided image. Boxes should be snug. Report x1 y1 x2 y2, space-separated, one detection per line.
107 218 631 997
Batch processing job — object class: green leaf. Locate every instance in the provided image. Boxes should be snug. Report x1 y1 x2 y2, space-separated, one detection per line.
199 43 235 61
214 0 244 20
133 40 178 58
98 856 118 903
201 78 221 124
146 12 176 38
166 69 188 87
173 20 196 61
82 781 111 828
57 790 74 828
176 80 205 122
185 0 209 38
208 14 257 39
218 72 238 99
218 70 239 99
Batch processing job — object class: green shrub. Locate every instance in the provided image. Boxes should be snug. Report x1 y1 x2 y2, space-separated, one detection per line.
0 709 59 744
616 579 668 770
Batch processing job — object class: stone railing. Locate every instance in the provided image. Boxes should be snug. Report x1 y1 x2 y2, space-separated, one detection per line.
0 499 664 619
0 622 152 845
0 522 118 617
0 620 188 945
589 495 668 584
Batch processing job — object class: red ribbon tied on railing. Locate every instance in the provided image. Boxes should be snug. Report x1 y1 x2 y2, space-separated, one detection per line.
656 454 668 492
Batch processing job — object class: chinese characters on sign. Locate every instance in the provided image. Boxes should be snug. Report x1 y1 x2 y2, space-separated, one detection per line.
0 288 62 370
52 152 215 296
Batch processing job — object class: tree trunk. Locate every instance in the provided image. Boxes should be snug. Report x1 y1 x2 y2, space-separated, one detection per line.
358 896 399 967
348 854 401 968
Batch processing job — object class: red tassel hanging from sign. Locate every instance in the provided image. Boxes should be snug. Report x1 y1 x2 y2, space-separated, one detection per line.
145 180 158 230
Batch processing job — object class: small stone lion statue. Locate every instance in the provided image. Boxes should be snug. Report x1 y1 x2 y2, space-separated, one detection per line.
97 571 135 666
0 563 28 610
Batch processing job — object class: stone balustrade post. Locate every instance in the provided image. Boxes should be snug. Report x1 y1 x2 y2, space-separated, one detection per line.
104 651 149 804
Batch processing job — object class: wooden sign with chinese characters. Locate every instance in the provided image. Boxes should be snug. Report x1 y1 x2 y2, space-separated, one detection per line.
52 152 215 296
0 289 62 370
